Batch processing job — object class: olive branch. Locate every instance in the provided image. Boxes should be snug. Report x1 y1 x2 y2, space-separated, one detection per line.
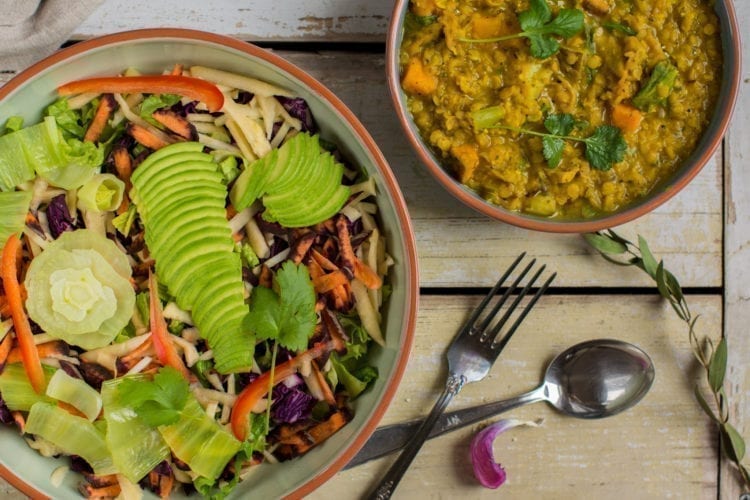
584 230 750 491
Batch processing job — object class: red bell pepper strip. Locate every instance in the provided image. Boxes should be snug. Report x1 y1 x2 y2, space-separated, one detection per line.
1 234 45 393
148 271 192 380
230 340 335 441
57 75 225 113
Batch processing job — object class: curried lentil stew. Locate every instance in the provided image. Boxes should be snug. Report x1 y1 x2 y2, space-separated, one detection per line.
399 0 723 218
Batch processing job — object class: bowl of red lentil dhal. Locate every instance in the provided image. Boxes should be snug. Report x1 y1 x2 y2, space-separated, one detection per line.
387 0 741 232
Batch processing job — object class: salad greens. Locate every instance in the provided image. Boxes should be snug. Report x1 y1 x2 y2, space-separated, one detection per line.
0 63 392 499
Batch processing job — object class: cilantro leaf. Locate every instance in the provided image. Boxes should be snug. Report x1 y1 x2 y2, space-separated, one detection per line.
482 112 628 171
526 35 560 59
518 0 552 30
543 113 576 136
542 136 565 168
461 0 584 59
582 125 627 171
117 367 189 427
247 261 317 352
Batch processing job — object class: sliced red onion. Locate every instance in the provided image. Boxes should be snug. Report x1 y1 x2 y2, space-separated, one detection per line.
469 418 542 489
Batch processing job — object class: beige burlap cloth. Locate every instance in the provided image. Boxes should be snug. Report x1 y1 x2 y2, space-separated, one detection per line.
0 0 104 74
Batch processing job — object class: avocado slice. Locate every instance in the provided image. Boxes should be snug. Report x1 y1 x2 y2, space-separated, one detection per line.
229 148 277 210
135 166 223 204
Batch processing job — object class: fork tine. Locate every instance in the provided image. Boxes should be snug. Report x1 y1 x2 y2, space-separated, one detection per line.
492 271 557 351
457 252 526 337
476 256 537 337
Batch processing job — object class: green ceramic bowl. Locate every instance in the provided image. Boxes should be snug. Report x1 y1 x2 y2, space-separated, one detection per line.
0 29 418 499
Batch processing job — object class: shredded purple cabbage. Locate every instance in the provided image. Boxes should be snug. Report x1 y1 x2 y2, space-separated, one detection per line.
0 395 12 425
46 194 75 239
271 382 315 424
236 92 254 105
277 97 316 133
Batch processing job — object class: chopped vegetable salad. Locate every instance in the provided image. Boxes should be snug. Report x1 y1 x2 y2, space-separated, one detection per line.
0 63 392 498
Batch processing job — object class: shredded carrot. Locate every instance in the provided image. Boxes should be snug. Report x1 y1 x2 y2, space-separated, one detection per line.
258 265 273 288
83 94 116 143
0 332 13 367
170 63 184 76
353 258 382 290
126 123 172 150
329 283 352 311
335 215 356 271
311 249 339 272
312 270 349 294
57 401 88 419
1 234 45 393
112 145 133 215
152 109 197 140
148 271 192 380
7 340 66 364
310 361 336 405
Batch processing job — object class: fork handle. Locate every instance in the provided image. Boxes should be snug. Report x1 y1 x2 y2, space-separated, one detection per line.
367 373 466 500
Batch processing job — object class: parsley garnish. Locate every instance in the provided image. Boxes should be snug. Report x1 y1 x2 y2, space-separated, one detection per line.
247 261 317 352
117 366 190 427
481 112 627 171
459 0 584 59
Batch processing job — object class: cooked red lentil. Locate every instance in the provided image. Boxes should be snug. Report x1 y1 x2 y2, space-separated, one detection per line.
400 0 722 218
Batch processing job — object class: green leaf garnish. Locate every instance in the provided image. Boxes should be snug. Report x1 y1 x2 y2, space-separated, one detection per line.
247 261 317 352
602 21 637 36
479 112 627 170
582 125 628 170
632 61 679 111
459 0 584 59
117 366 189 427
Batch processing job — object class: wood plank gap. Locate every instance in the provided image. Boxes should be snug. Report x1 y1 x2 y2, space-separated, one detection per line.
419 286 723 296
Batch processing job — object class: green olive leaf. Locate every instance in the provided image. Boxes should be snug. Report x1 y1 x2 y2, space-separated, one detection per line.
722 422 747 463
694 385 720 423
637 235 658 279
583 232 627 254
708 337 728 392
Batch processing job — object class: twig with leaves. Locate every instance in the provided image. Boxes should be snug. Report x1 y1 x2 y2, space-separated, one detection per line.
584 229 750 492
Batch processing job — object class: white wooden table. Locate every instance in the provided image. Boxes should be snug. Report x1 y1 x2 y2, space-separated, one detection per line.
1 1 748 498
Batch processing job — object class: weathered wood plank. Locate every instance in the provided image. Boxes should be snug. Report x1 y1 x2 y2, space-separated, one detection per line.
73 0 392 42
313 294 722 499
721 0 750 495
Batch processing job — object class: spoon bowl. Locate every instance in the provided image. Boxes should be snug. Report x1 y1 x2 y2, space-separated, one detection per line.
347 338 655 468
543 339 655 419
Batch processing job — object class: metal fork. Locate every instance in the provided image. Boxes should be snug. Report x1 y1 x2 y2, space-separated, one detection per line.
367 253 556 499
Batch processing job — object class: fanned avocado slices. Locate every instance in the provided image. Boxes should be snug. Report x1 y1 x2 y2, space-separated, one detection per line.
229 132 351 227
130 142 253 374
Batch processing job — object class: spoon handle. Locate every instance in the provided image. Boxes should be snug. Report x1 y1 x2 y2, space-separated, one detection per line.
366 373 465 499
348 385 545 470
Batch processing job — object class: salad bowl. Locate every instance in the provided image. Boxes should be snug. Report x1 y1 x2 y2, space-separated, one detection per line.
0 29 418 499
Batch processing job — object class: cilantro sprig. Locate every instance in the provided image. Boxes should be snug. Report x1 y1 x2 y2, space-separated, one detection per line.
485 112 627 171
459 0 584 59
117 366 190 427
247 261 317 352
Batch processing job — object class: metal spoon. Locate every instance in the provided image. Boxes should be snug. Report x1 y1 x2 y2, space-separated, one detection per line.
347 338 655 469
